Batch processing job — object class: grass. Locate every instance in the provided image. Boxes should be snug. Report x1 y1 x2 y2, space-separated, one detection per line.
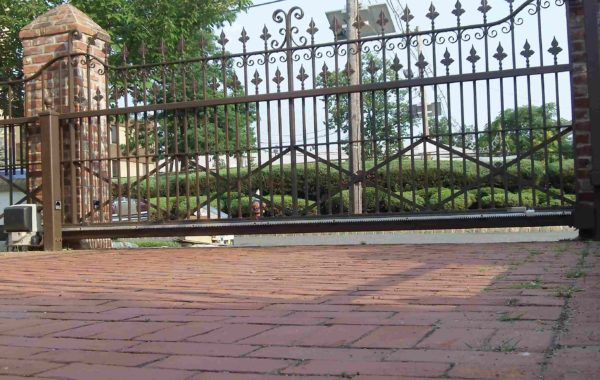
505 298 519 306
467 338 520 352
566 269 587 279
498 312 525 322
117 239 181 248
554 285 581 299
509 279 542 290
493 338 519 352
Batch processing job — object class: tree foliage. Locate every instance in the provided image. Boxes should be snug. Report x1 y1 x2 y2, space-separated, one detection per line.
478 103 572 160
319 53 416 159
0 0 252 76
1 0 256 160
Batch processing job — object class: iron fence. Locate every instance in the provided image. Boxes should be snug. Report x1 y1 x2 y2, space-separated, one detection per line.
0 0 576 241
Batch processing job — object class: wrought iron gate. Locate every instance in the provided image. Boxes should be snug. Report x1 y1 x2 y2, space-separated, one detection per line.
0 0 577 243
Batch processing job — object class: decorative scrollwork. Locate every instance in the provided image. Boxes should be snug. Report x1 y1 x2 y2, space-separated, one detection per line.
93 87 103 106
478 0 492 15
366 59 380 78
466 45 480 72
452 1 466 19
548 37 563 61
271 7 306 49
390 55 403 73
400 7 413 25
377 10 390 32
343 62 355 77
320 63 330 85
239 28 250 46
426 3 439 23
441 49 454 75
329 16 342 40
493 43 508 69
521 40 535 67
353 15 366 36
307 18 318 38
251 70 263 93
415 53 429 77
297 65 309 89
272 68 284 90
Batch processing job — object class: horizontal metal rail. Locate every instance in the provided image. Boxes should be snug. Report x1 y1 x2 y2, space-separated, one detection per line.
0 117 38 126
62 210 573 240
58 64 571 120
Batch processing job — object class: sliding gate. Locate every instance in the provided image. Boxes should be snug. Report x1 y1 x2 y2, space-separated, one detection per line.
0 0 576 242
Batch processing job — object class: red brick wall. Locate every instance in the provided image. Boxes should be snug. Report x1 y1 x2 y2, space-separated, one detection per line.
568 0 596 232
20 4 112 249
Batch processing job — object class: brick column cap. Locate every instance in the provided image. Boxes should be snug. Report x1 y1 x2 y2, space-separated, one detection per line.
19 4 110 42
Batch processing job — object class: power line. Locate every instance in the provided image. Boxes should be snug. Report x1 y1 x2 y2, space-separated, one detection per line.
248 0 288 9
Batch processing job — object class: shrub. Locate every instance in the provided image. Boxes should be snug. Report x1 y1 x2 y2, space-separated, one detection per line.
125 158 575 201
328 187 425 214
420 188 477 211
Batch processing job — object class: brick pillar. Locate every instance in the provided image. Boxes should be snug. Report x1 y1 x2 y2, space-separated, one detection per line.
569 0 600 239
20 4 112 249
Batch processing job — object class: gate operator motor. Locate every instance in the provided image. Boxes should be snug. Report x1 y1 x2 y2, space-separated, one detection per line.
4 204 43 249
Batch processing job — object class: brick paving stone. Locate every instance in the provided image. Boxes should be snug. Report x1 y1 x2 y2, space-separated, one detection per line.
545 347 600 380
186 324 273 343
283 359 449 377
384 348 545 364
449 361 541 379
239 325 376 347
248 346 391 361
352 326 433 348
352 376 431 380
0 242 597 379
0 345 47 359
416 327 496 350
2 321 93 338
558 322 600 346
149 356 293 373
190 373 338 380
0 336 135 351
0 320 48 334
125 340 258 357
0 359 63 377
224 315 329 326
129 315 227 323
134 322 223 341
54 321 173 340
37 362 193 380
488 328 554 352
31 349 164 366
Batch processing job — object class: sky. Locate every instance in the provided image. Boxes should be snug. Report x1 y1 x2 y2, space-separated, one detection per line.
217 0 571 148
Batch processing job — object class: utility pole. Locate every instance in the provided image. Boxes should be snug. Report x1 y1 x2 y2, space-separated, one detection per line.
347 0 362 214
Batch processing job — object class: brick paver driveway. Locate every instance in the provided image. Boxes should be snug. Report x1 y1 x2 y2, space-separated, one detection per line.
0 242 598 379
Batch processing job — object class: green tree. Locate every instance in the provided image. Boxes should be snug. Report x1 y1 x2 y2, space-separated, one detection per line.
429 116 476 150
478 103 573 160
0 0 251 74
319 53 415 160
1 0 256 165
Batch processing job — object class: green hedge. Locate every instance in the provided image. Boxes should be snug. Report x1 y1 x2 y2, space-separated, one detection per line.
328 188 426 214
123 159 575 203
149 193 315 219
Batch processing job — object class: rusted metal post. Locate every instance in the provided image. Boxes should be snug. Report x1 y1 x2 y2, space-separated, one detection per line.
39 111 63 251
348 0 363 214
